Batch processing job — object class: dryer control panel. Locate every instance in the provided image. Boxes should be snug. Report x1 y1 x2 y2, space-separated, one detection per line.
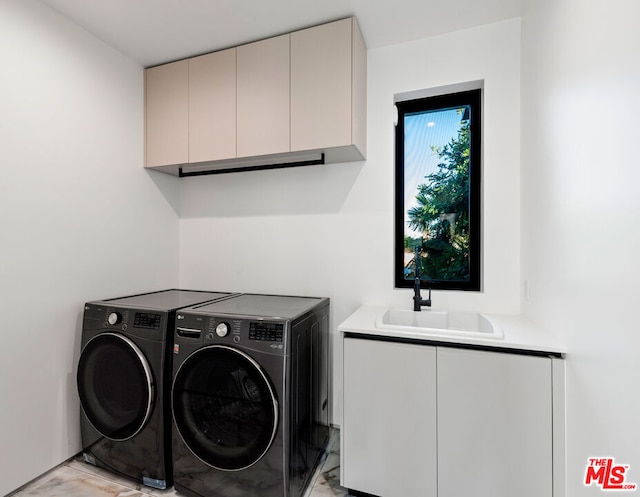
82 304 169 343
133 312 162 330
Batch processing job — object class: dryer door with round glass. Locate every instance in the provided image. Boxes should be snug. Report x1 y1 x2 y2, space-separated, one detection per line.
172 345 279 471
77 333 155 441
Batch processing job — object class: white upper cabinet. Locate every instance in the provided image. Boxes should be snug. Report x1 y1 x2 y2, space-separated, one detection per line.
144 17 366 175
291 17 366 158
237 34 290 158
144 59 188 168
188 48 237 163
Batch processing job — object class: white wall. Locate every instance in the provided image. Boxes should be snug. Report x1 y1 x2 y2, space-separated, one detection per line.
0 1 179 494
521 1 640 495
6 1 639 493
179 18 522 424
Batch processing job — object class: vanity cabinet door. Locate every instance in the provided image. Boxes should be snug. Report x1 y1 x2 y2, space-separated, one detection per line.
436 348 553 497
145 59 189 167
188 48 236 163
236 34 290 158
342 338 437 497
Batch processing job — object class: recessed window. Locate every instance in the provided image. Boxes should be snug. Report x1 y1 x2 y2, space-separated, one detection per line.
395 87 481 291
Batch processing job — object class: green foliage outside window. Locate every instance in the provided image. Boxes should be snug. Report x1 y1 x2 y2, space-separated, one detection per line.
406 112 470 282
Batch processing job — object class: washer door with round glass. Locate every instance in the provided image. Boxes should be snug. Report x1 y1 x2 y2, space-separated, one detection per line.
172 345 279 471
77 333 154 441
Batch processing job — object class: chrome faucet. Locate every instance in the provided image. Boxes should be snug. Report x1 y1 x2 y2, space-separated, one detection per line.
413 245 432 311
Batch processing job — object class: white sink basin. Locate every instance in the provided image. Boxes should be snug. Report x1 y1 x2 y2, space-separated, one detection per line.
375 308 504 339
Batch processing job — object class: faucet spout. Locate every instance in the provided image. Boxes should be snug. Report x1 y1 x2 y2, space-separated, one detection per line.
413 244 432 311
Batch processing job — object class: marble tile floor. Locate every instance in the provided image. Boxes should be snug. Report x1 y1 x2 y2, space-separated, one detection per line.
7 431 348 497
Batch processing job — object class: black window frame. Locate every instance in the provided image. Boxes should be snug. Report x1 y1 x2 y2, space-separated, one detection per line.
394 88 482 291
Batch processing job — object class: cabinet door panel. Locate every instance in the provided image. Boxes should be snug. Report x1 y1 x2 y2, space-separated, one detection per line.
342 338 437 497
189 49 236 163
437 348 553 497
145 60 188 167
236 34 290 157
291 18 352 152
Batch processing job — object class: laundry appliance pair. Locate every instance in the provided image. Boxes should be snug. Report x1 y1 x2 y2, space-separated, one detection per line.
77 289 330 497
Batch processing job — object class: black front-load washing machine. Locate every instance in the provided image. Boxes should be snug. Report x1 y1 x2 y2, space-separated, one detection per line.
77 289 235 489
171 294 330 497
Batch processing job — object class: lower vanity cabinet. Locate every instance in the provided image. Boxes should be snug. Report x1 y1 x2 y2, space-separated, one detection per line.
437 347 552 497
342 337 557 497
342 338 438 497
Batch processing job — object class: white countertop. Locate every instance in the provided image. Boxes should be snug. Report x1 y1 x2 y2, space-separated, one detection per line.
338 305 567 356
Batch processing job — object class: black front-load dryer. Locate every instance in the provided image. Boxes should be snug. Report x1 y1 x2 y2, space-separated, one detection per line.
171 294 330 497
77 289 235 489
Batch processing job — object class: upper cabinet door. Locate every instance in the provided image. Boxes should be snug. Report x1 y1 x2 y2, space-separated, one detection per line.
145 60 189 167
291 18 366 157
188 48 237 163
237 34 290 158
291 18 351 152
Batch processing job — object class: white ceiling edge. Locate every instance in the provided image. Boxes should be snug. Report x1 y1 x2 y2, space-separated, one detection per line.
40 0 525 67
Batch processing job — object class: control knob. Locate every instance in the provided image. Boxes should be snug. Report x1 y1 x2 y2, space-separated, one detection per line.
108 312 122 326
215 322 229 337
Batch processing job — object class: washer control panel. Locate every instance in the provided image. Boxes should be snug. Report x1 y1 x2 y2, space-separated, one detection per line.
249 322 283 342
174 313 289 353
